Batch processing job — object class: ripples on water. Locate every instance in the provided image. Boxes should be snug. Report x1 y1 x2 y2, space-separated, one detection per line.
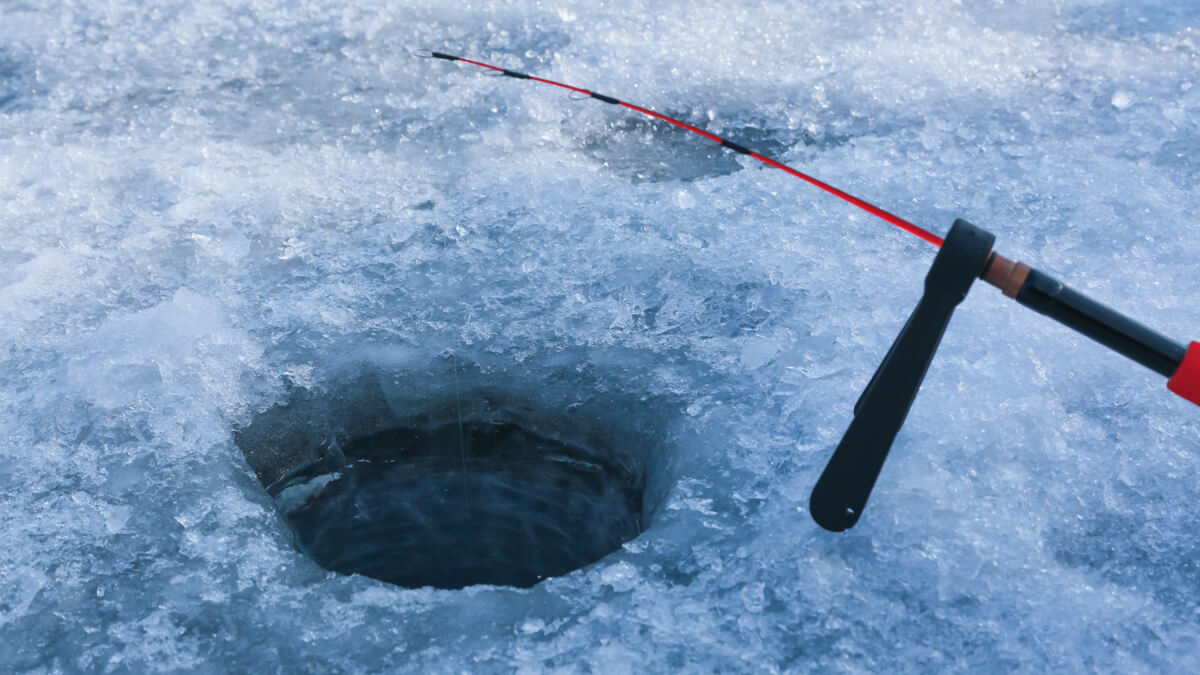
271 422 645 589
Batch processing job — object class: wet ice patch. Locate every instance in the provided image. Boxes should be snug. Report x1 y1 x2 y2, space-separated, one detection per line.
576 114 793 183
0 49 27 113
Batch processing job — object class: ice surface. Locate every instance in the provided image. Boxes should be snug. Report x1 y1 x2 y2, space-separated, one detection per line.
1 0 1198 671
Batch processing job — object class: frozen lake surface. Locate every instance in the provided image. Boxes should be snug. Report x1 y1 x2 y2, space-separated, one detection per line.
1 1 1199 672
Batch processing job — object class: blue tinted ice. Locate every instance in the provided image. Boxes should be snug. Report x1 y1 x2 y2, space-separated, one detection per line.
1 1 1198 671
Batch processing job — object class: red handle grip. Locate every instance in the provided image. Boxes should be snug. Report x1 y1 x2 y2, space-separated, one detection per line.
1169 342 1200 407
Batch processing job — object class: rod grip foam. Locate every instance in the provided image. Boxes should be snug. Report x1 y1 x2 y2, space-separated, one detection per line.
1168 342 1200 406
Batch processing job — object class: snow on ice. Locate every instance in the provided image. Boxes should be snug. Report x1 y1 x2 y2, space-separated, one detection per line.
1 1 1198 671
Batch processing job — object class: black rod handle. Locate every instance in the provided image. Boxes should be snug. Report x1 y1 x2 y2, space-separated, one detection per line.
1015 269 1186 377
809 292 957 531
983 256 1198 406
810 220 995 531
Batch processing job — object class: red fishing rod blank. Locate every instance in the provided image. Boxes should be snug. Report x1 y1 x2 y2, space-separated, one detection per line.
423 51 944 247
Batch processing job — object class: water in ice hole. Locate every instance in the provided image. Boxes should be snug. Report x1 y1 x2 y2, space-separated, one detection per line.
271 419 646 590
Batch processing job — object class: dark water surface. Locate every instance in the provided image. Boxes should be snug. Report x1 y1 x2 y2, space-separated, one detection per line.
274 422 645 589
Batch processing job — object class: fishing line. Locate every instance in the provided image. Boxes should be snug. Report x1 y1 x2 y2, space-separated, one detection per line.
418 50 944 247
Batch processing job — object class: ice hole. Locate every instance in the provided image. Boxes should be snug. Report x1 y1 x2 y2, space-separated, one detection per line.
236 357 670 590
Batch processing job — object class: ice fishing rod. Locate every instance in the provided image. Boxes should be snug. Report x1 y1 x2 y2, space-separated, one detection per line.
420 51 1200 531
